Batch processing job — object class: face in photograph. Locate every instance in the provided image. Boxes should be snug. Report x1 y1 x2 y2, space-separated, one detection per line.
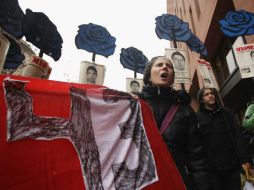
171 51 186 71
130 80 140 93
86 66 97 84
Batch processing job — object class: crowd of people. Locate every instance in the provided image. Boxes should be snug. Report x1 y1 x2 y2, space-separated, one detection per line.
131 56 254 190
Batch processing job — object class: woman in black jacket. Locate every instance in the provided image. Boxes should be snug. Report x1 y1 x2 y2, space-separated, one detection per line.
137 56 210 190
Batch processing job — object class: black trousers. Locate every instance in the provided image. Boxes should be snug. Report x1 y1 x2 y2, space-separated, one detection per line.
211 170 241 190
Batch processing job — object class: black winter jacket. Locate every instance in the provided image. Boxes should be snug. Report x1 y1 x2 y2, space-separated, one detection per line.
196 106 251 170
139 86 210 190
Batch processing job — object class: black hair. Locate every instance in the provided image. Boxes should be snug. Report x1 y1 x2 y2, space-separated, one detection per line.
197 87 221 109
86 66 97 74
130 80 140 87
171 51 185 61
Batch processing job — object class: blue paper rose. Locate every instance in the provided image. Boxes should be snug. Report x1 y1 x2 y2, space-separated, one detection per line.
21 9 63 61
0 0 24 39
219 10 254 37
75 23 116 58
186 33 208 57
120 47 148 74
155 14 191 42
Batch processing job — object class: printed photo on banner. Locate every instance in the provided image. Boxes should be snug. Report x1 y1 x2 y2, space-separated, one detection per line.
126 78 143 94
233 43 254 78
165 48 191 84
197 59 219 90
79 61 106 85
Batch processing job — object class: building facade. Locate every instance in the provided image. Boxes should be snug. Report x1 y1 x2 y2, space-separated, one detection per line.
167 0 254 119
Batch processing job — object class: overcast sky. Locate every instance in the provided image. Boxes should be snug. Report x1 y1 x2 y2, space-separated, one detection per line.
19 0 169 91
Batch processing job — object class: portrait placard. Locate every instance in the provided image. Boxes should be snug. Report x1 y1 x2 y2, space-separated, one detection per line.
165 48 191 84
13 55 51 79
79 61 106 85
233 43 254 78
126 78 143 94
197 59 219 90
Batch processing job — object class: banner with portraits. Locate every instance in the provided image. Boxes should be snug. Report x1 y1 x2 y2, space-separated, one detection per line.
79 61 106 85
126 78 143 94
197 59 219 90
165 48 191 84
233 43 254 78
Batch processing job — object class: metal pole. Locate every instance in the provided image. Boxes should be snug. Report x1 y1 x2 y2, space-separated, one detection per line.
92 53 96 62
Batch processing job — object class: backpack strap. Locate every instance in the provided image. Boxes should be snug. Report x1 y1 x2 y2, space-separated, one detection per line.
160 104 180 135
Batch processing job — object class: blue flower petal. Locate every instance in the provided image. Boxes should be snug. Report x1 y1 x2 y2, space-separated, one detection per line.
75 23 116 58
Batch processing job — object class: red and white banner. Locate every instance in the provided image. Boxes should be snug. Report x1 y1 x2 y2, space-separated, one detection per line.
233 43 254 78
0 75 185 190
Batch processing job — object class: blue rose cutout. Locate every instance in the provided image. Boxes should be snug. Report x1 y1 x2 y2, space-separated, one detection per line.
0 0 24 39
75 23 116 58
21 9 63 61
120 47 148 74
186 33 208 57
155 14 191 42
219 10 254 37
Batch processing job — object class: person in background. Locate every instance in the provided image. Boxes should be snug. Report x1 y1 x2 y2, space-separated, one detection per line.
243 96 254 164
86 65 97 84
137 56 211 190
130 80 140 94
196 87 251 190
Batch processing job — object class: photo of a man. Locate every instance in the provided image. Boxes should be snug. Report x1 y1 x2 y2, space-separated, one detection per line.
171 51 186 71
79 61 105 85
165 48 191 84
86 65 97 84
130 80 140 93
126 78 143 94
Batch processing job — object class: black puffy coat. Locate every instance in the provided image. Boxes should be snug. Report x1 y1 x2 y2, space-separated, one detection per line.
196 106 251 170
138 86 210 190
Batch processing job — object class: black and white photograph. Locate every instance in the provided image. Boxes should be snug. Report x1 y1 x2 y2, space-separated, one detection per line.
79 61 106 85
165 48 191 84
234 43 254 78
197 58 219 90
126 78 143 94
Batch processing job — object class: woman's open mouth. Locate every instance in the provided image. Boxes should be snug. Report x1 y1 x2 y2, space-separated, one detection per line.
160 72 168 79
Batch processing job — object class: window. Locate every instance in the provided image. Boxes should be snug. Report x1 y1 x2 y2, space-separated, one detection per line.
182 0 186 15
180 8 183 19
194 0 201 19
212 38 233 87
189 7 196 34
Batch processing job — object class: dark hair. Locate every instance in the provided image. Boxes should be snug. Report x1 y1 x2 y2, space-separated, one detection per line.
197 87 221 108
130 80 140 87
87 66 97 74
171 51 185 61
143 56 174 85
